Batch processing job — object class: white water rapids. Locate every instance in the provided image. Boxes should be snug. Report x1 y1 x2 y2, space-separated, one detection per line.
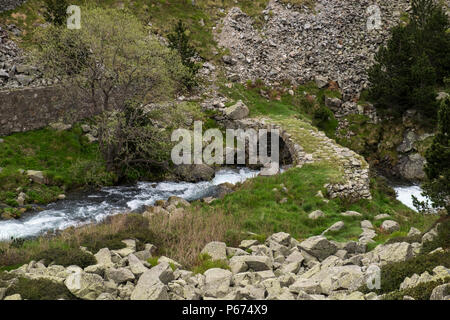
0 168 259 240
393 184 430 211
0 167 432 240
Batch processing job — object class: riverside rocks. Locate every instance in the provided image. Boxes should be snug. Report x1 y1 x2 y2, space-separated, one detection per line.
298 236 337 261
2 232 448 300
174 164 215 182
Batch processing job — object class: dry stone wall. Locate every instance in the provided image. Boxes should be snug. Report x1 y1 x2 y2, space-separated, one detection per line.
0 86 93 136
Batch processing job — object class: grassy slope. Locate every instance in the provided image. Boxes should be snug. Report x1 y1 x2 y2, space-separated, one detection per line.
185 83 436 246
0 2 443 298
0 126 114 218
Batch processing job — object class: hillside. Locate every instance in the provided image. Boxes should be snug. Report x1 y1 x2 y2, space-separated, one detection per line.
0 0 448 301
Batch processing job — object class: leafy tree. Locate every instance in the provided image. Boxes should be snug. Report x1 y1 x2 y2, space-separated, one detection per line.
420 98 450 214
168 20 200 89
43 0 69 26
368 0 450 118
34 8 188 178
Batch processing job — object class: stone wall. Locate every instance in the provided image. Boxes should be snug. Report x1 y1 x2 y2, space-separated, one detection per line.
217 116 372 201
0 86 92 136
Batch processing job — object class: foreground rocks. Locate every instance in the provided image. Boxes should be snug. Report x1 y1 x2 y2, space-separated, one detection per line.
2 231 447 300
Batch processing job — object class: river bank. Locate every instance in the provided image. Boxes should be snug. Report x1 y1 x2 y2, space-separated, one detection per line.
0 167 259 240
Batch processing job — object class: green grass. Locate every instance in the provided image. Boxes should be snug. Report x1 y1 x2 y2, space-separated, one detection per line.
191 164 433 243
0 0 278 59
147 256 160 268
0 125 115 213
360 250 450 295
192 253 230 274
221 81 339 139
5 276 77 300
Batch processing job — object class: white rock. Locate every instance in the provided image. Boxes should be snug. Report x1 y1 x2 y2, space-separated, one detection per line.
298 236 337 261
381 220 400 233
203 268 233 298
308 210 325 220
201 241 227 261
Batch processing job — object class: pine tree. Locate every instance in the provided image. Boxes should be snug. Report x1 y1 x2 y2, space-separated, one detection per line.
168 20 200 89
43 0 69 26
368 0 449 118
422 97 450 214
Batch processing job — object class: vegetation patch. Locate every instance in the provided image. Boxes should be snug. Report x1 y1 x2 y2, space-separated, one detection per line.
192 253 230 274
33 247 96 268
361 251 450 295
6 277 77 300
383 277 450 300
0 126 114 213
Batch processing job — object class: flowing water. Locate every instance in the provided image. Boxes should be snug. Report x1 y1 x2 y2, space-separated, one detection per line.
0 168 259 240
393 184 430 211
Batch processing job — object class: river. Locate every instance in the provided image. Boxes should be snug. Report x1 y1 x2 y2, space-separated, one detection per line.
0 167 259 241
0 168 430 241
393 184 430 211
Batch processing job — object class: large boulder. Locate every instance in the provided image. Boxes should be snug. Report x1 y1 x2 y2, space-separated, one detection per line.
229 255 272 273
322 221 344 235
364 242 413 266
203 268 233 298
315 265 365 295
224 100 249 120
26 170 46 184
128 254 148 277
430 283 450 300
397 153 426 180
298 236 338 261
94 248 113 266
266 232 291 247
130 262 173 300
105 268 135 284
201 242 227 261
64 271 106 300
308 210 325 220
381 220 400 233
314 75 328 88
324 96 342 110
174 164 215 182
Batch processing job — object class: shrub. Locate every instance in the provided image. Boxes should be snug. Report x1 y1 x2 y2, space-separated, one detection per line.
34 7 187 179
80 234 127 254
80 214 153 253
368 0 449 118
6 277 77 300
43 0 69 26
418 99 450 214
192 254 230 274
383 278 450 300
168 20 200 89
365 251 450 294
33 247 96 268
421 218 450 253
